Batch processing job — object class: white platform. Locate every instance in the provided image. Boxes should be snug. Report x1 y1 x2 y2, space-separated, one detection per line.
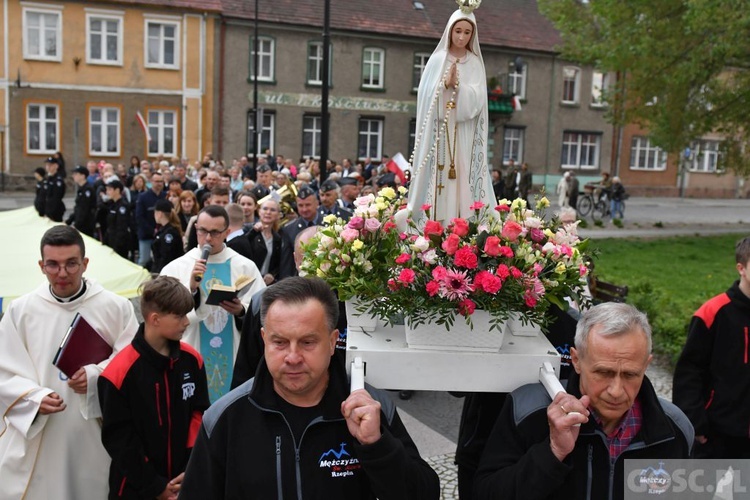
346 323 561 392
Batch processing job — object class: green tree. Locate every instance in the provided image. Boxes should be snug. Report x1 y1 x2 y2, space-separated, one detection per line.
539 0 750 176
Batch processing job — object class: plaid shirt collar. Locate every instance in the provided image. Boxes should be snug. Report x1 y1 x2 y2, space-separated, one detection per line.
592 397 643 463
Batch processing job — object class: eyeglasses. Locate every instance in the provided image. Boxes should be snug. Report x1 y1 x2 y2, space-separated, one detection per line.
196 227 227 238
43 261 82 274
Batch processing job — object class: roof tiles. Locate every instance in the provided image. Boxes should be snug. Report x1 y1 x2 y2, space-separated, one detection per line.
221 0 561 53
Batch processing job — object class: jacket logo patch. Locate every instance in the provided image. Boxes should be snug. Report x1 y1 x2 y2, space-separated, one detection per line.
119 206 127 215
165 234 174 244
182 382 196 400
318 442 361 477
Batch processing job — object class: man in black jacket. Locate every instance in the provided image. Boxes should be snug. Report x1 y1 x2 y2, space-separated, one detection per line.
475 303 693 500
673 236 750 458
65 166 97 236
181 277 439 499
42 156 66 221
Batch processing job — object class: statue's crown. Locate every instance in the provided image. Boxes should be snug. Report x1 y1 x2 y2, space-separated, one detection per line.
457 0 481 15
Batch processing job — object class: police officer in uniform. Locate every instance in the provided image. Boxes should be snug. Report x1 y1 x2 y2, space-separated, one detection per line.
281 185 324 244
317 179 353 222
33 167 46 217
151 199 184 273
104 179 135 259
42 156 66 222
65 166 97 236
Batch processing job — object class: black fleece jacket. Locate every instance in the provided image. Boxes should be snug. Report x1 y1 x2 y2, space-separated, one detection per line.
180 357 440 500
98 324 210 499
673 280 750 437
474 371 693 500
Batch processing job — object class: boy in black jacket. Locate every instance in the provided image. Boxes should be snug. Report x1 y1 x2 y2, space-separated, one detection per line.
98 276 209 500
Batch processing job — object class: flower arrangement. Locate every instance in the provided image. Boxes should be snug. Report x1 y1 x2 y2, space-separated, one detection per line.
299 187 405 301
302 189 591 333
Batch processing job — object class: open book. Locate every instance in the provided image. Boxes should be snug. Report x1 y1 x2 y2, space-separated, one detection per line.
205 274 255 305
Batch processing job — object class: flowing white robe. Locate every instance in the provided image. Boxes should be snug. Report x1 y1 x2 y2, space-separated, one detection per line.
0 280 138 500
405 9 496 229
160 246 265 363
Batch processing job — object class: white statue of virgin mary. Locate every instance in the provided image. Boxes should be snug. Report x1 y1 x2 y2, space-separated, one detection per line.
404 2 496 229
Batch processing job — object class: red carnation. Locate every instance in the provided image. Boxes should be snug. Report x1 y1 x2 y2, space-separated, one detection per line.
426 280 440 297
424 220 444 238
395 253 411 265
458 298 476 316
454 246 478 269
398 268 416 285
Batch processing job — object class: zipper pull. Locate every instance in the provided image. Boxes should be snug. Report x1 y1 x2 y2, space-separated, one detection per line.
276 436 281 455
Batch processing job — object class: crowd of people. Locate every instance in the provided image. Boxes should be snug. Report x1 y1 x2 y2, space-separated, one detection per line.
33 151 404 274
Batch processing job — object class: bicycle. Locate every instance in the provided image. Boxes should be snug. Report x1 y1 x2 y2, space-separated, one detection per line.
577 184 620 222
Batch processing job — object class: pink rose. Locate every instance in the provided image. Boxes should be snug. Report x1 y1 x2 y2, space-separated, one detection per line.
432 266 448 280
529 228 545 243
501 221 523 242
470 201 485 211
454 246 478 270
364 218 381 233
398 268 416 285
395 253 411 265
484 236 502 257
441 233 461 255
347 217 364 230
424 220 444 238
451 218 470 237
458 298 476 316
341 228 359 242
426 280 440 297
579 264 589 277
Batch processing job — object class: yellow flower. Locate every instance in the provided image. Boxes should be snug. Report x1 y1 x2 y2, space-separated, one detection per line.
380 187 396 199
397 186 408 195
323 214 337 225
536 197 550 209
511 198 527 211
544 228 555 238
375 201 387 211
352 239 364 251
316 268 326 278
555 262 566 274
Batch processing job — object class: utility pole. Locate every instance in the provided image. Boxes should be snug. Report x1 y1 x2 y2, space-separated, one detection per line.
320 0 331 181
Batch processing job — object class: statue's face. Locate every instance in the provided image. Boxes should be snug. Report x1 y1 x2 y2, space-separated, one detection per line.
451 20 474 51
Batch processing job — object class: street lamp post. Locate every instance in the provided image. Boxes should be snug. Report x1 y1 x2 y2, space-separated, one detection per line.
320 0 331 182
252 0 259 171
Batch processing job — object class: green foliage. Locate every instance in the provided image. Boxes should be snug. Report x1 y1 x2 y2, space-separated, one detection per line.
539 0 750 177
612 218 623 228
592 234 743 365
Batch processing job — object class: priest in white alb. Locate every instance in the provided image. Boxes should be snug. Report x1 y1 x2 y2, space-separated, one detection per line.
0 226 138 500
161 205 265 402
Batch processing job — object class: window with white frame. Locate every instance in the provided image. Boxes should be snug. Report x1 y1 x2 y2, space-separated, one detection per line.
27 103 59 154
412 52 430 91
250 36 275 82
90 107 120 156
306 41 332 86
508 63 527 99
87 14 122 65
358 118 383 160
503 127 525 164
147 109 177 156
302 114 322 159
145 20 179 69
247 110 275 156
562 67 580 104
23 8 62 61
591 71 608 107
629 136 666 171
362 48 384 89
691 140 721 173
561 131 600 169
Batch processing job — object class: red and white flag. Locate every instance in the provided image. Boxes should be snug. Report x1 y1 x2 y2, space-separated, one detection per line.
136 111 152 142
386 152 410 184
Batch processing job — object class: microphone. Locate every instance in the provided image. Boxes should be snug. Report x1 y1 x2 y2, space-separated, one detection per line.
195 244 212 282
